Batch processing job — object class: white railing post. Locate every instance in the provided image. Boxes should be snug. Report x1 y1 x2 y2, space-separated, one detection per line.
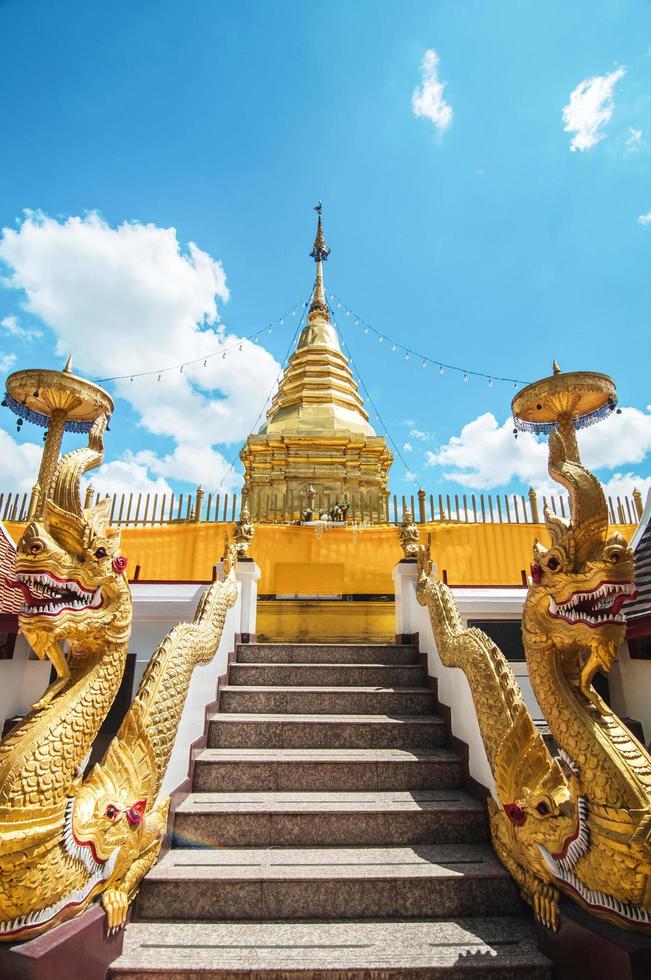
392 559 420 638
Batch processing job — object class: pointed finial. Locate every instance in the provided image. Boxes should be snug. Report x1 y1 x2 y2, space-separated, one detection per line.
552 360 561 375
310 202 330 263
63 355 73 374
308 203 331 316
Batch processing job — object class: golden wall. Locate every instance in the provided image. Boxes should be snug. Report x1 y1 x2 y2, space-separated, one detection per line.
5 520 636 593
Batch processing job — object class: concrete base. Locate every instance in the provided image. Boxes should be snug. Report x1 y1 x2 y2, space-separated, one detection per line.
535 898 651 980
392 559 420 637
0 905 125 980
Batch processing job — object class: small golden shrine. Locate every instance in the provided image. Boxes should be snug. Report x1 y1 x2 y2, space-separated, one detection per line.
240 205 393 521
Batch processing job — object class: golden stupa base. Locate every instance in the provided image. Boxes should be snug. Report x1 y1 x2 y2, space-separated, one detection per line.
241 432 392 522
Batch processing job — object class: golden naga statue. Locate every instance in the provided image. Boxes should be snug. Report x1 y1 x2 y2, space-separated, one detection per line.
417 426 651 932
0 416 238 940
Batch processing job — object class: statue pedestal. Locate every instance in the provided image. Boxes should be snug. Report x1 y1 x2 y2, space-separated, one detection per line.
236 559 261 642
536 899 651 980
0 905 125 980
391 558 419 639
215 559 261 642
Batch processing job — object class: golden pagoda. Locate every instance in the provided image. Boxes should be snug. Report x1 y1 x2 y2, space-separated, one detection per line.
240 205 393 521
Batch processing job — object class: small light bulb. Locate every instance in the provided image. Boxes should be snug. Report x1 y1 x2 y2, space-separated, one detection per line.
391 344 396 352
203 360 207 367
267 325 272 334
292 309 296 316
346 309 350 316
439 365 444 375
378 335 383 343
280 318 284 325
355 319 359 326
488 378 493 388
405 352 410 360
157 374 161 382
222 352 226 359
422 360 427 368
180 365 184 373
239 344 243 351
463 373 468 382
364 326 369 334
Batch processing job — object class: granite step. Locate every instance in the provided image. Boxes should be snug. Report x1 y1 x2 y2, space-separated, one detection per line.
192 747 464 792
135 844 518 922
237 643 419 665
172 790 487 848
229 662 427 687
219 686 435 716
207 713 448 749
111 917 551 978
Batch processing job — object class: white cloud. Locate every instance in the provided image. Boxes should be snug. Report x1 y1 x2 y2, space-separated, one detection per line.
562 66 626 151
0 212 281 494
0 353 16 372
580 405 651 469
535 472 651 511
409 428 430 441
425 406 651 490
412 49 453 133
0 429 43 495
131 443 240 492
638 212 651 225
403 442 413 452
626 127 643 151
1 314 41 342
85 458 173 499
425 413 545 489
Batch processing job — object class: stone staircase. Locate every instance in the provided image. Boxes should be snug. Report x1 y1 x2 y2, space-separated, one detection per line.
109 641 550 978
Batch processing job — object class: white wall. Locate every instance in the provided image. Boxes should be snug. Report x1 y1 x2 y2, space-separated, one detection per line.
609 644 651 743
0 635 50 726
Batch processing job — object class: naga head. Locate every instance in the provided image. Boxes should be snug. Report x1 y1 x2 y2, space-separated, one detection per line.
72 708 162 880
9 416 131 654
524 428 637 677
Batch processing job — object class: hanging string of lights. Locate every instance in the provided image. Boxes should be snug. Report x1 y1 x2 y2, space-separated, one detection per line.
87 287 526 392
95 298 309 384
328 288 529 389
330 307 421 486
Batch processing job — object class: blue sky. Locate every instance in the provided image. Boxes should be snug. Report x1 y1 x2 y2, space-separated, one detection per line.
0 0 650 504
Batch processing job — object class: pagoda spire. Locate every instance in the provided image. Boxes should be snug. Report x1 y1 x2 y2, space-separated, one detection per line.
309 202 330 315
296 202 340 352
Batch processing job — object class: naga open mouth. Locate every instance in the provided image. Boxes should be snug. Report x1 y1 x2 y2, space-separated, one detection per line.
6 571 102 618
548 581 637 628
